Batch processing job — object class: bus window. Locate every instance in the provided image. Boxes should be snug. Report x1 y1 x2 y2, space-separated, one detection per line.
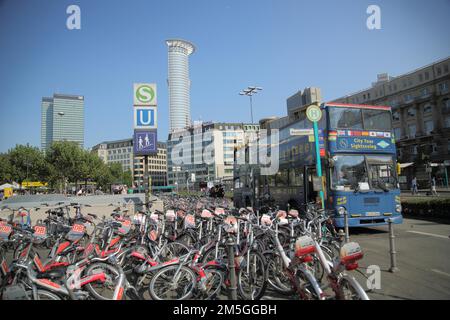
289 168 303 187
329 107 363 130
362 109 392 131
331 155 368 191
366 155 397 190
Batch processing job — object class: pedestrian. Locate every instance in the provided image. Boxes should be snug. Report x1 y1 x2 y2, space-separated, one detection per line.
431 176 438 196
411 177 418 195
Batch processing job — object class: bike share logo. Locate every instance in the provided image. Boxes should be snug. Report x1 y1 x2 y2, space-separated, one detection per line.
134 83 157 106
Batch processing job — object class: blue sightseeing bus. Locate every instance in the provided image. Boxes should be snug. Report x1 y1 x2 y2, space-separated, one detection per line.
233 103 403 228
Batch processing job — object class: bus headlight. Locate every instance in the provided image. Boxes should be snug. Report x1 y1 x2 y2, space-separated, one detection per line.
337 207 347 215
396 204 402 213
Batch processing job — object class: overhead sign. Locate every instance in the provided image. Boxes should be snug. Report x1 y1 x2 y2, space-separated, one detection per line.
134 83 157 106
290 128 314 136
134 106 157 129
306 105 322 122
133 131 157 155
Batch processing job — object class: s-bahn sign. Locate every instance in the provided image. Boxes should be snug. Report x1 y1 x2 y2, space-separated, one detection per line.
134 83 157 106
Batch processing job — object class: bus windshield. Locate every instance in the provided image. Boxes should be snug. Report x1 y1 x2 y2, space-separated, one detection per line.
331 155 397 191
331 155 369 191
329 107 392 131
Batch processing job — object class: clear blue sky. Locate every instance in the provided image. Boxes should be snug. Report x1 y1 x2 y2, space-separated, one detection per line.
0 0 449 152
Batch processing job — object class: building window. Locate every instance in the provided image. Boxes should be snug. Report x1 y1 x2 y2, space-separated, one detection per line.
407 107 416 117
439 82 449 93
437 67 442 76
408 124 416 137
404 94 414 103
445 116 450 128
423 104 432 113
444 64 449 73
419 74 423 82
424 120 434 135
412 145 418 155
392 111 400 121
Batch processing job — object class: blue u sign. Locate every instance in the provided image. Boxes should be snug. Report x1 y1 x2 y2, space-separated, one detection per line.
134 107 157 129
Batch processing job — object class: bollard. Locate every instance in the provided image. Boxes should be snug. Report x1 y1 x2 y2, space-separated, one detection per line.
388 218 399 273
226 236 238 300
344 210 350 243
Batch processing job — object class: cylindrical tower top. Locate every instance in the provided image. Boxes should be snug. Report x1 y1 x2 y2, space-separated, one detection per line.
166 39 196 55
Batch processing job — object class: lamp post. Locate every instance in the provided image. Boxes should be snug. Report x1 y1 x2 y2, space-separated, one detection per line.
239 86 262 124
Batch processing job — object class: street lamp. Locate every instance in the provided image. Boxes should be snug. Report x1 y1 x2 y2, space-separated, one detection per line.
239 86 263 124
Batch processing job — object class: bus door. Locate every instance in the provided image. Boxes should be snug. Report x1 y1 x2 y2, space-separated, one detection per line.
304 166 318 204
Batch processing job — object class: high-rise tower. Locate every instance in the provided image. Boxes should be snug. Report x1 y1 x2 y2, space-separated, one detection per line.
166 39 196 132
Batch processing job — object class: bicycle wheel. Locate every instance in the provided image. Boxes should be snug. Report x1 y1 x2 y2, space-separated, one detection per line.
237 250 267 300
265 253 294 295
83 262 121 300
149 265 196 300
25 289 62 300
197 268 224 300
159 241 190 262
337 277 370 300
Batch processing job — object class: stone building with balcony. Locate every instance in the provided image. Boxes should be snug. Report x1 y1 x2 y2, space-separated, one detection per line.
332 57 450 189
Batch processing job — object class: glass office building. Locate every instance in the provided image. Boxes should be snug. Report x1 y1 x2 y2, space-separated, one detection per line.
41 94 85 150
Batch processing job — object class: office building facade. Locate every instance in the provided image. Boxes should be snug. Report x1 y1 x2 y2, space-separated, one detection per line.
167 122 260 189
332 57 450 188
91 139 167 187
41 94 85 150
166 39 196 132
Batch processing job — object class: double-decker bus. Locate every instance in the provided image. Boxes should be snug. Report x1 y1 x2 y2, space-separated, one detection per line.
233 103 403 228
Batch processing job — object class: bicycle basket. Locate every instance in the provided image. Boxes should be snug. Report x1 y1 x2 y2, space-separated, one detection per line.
66 223 86 242
295 235 316 257
150 213 159 223
201 209 212 218
165 210 176 222
183 214 196 229
32 224 47 244
340 242 363 267
288 209 299 218
117 218 132 235
276 210 287 219
261 214 272 226
223 216 238 234
0 224 12 241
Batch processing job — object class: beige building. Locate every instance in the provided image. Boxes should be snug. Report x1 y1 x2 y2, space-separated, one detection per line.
332 57 450 188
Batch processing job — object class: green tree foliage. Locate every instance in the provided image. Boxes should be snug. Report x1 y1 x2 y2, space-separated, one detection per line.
1 142 136 194
7 144 47 187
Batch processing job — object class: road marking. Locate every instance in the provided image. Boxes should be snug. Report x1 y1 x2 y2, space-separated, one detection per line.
431 269 450 278
407 231 449 240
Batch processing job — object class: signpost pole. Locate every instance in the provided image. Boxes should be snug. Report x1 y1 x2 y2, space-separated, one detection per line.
306 103 325 210
144 155 150 210
313 121 325 209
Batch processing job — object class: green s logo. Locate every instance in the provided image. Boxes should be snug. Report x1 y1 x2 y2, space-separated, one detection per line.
136 85 155 104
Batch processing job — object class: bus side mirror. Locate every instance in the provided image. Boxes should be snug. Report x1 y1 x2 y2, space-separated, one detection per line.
328 159 335 168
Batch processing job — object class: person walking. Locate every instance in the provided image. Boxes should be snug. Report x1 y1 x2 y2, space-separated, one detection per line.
431 176 438 196
411 177 418 195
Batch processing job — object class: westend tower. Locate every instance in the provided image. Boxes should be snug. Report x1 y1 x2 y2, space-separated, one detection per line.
166 39 196 132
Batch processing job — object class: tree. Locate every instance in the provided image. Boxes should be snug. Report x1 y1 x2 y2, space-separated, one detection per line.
108 162 124 184
8 144 47 188
0 153 13 184
123 170 133 188
46 141 84 193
